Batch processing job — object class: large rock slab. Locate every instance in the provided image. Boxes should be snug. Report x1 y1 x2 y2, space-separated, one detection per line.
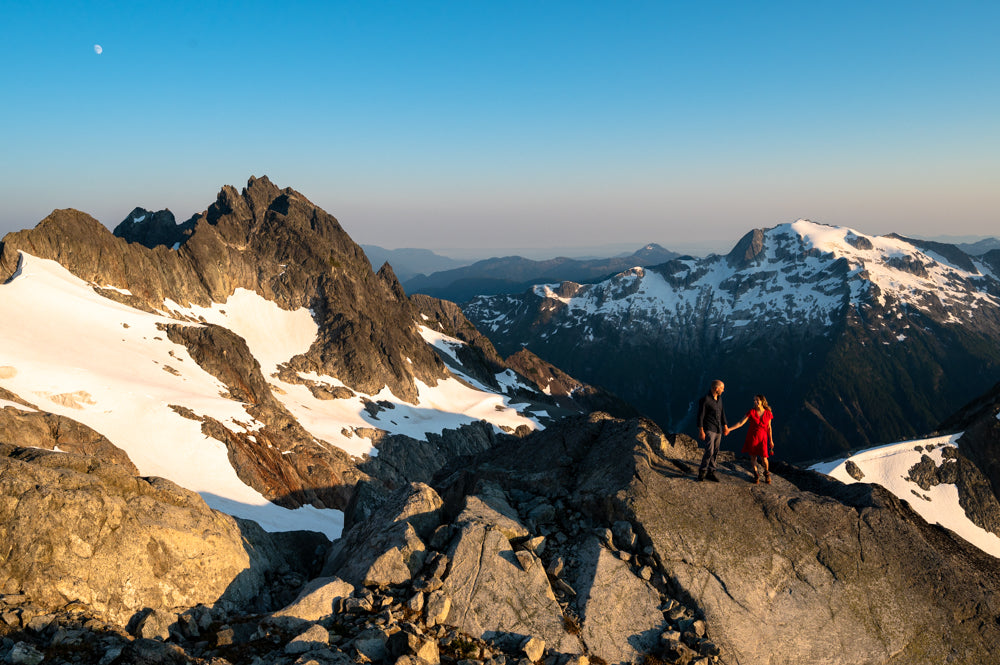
0 389 137 472
323 483 443 588
271 576 355 623
436 412 1000 664
572 537 664 664
454 480 529 541
442 521 582 655
629 459 1000 664
0 444 286 626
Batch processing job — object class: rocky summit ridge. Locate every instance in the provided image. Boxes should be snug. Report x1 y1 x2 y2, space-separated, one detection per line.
3 410 999 664
1 175 447 401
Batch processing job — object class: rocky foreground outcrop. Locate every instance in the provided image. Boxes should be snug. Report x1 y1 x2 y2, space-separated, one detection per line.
320 412 1000 665
0 443 327 629
4 412 1000 664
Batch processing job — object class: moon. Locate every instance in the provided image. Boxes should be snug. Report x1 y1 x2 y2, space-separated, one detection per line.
94 44 103 55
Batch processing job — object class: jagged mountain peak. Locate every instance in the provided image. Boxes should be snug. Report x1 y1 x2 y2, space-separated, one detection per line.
1 176 615 541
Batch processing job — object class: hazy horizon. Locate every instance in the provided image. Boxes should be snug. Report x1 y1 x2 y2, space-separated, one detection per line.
2 2 998 253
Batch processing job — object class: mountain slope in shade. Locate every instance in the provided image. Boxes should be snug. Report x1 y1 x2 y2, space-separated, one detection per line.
463 220 1000 463
0 177 598 539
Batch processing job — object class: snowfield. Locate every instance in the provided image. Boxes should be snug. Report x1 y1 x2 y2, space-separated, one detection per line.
0 252 545 539
811 434 1000 559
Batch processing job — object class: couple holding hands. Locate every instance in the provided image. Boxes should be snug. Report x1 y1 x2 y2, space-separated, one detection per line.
696 379 775 484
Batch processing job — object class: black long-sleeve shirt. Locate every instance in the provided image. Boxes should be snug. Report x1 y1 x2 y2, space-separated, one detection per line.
697 394 727 434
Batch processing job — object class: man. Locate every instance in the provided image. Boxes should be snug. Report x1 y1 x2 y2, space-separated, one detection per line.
696 379 728 482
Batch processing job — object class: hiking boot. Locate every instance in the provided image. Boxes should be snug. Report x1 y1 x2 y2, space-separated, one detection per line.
697 470 706 481
706 471 721 482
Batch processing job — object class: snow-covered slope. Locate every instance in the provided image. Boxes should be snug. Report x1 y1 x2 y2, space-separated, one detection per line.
811 434 1000 558
0 252 546 539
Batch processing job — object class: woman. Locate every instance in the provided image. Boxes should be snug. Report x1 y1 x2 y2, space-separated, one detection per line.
728 395 775 484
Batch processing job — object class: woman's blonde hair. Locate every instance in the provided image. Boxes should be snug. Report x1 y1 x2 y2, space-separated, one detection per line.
754 394 771 412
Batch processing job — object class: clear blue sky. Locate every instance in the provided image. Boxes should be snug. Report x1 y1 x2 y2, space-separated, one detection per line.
2 1 997 256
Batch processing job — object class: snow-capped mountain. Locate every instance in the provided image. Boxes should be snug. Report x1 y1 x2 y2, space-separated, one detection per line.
0 177 593 539
464 220 1000 462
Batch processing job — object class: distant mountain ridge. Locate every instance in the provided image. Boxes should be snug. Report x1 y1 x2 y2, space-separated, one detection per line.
956 237 1000 256
463 220 1000 463
404 243 680 302
360 245 467 282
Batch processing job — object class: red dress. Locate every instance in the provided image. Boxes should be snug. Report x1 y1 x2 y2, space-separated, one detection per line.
741 409 773 457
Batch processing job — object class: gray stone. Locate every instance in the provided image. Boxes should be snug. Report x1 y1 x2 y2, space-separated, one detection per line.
286 624 330 654
406 592 425 613
424 590 451 627
176 613 200 638
521 636 545 662
514 550 536 571
215 626 236 647
273 576 355 623
545 557 564 577
136 609 177 641
457 494 529 541
119 638 192 664
551 578 576 597
24 613 54 633
611 520 637 551
389 630 440 664
442 523 580 654
352 627 390 662
7 642 43 665
572 538 664 664
522 536 545 556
